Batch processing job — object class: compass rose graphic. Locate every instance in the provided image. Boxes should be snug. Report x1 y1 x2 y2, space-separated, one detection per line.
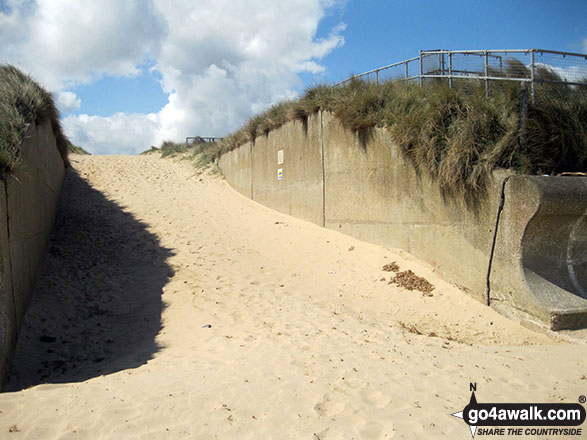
452 391 478 438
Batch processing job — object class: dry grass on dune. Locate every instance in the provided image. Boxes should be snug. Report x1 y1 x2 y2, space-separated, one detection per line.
195 65 586 204
0 65 70 178
67 141 90 155
144 139 220 173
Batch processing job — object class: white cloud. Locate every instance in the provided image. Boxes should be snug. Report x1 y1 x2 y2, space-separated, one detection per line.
63 112 160 155
534 62 586 84
56 91 81 114
152 0 345 143
1 0 165 89
1 0 346 154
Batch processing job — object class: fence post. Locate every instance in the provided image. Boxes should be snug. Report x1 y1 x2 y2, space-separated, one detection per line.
376 70 379 86
530 49 536 103
419 50 423 87
440 52 445 86
484 50 489 97
448 52 453 88
405 60 409 80
519 82 529 157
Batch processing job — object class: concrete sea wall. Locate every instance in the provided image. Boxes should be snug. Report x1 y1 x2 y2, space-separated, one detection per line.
0 120 66 384
219 111 587 330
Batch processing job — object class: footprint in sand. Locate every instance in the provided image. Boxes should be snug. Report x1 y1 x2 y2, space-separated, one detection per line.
313 427 347 440
313 393 346 417
359 389 391 408
341 374 365 390
358 420 392 440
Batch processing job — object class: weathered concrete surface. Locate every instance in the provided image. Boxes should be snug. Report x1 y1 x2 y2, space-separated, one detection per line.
321 112 505 304
0 187 16 387
490 176 587 330
218 142 252 198
251 114 323 226
0 120 65 385
218 111 587 330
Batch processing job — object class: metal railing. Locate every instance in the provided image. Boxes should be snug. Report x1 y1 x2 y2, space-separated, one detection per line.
335 48 587 102
186 136 223 146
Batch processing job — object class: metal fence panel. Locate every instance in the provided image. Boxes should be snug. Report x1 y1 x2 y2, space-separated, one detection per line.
335 48 587 104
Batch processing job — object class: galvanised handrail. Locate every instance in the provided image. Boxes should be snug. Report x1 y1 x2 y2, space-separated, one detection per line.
334 48 587 102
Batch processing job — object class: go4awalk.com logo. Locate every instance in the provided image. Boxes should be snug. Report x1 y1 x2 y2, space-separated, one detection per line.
451 383 586 438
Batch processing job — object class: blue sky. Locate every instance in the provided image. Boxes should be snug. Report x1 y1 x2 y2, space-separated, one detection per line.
1 0 585 154
72 65 167 117
311 0 586 83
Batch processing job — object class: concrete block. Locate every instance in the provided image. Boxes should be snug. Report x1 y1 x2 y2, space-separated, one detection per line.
491 176 587 330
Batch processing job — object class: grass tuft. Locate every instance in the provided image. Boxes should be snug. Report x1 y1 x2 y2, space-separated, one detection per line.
140 146 159 155
148 139 222 174
159 140 190 158
0 65 70 178
66 140 90 155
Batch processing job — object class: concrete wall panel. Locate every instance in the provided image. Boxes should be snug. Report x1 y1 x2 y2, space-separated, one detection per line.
0 119 65 385
321 112 502 302
218 142 252 198
0 187 16 383
251 114 323 226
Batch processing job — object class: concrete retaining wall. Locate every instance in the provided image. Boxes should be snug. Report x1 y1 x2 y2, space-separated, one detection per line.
251 114 324 226
218 140 252 198
0 120 65 385
218 111 587 330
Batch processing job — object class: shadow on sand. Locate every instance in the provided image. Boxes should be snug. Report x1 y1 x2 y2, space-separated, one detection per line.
4 168 173 391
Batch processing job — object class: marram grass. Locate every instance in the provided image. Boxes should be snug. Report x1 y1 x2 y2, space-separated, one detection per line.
153 66 586 204
0 65 70 178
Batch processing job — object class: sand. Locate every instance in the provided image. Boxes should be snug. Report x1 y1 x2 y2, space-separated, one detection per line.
0 154 585 439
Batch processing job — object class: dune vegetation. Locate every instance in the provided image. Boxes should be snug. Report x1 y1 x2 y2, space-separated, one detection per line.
0 65 70 178
67 140 90 155
155 61 586 202
145 139 219 173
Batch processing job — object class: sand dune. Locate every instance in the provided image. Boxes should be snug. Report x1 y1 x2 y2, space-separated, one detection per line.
0 154 585 439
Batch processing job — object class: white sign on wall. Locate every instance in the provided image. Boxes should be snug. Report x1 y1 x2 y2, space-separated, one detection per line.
277 149 284 165
277 168 283 180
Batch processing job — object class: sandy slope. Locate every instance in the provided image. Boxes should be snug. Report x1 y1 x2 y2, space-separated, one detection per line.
0 154 585 439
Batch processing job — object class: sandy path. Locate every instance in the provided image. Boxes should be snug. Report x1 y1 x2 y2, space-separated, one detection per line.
0 154 585 439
